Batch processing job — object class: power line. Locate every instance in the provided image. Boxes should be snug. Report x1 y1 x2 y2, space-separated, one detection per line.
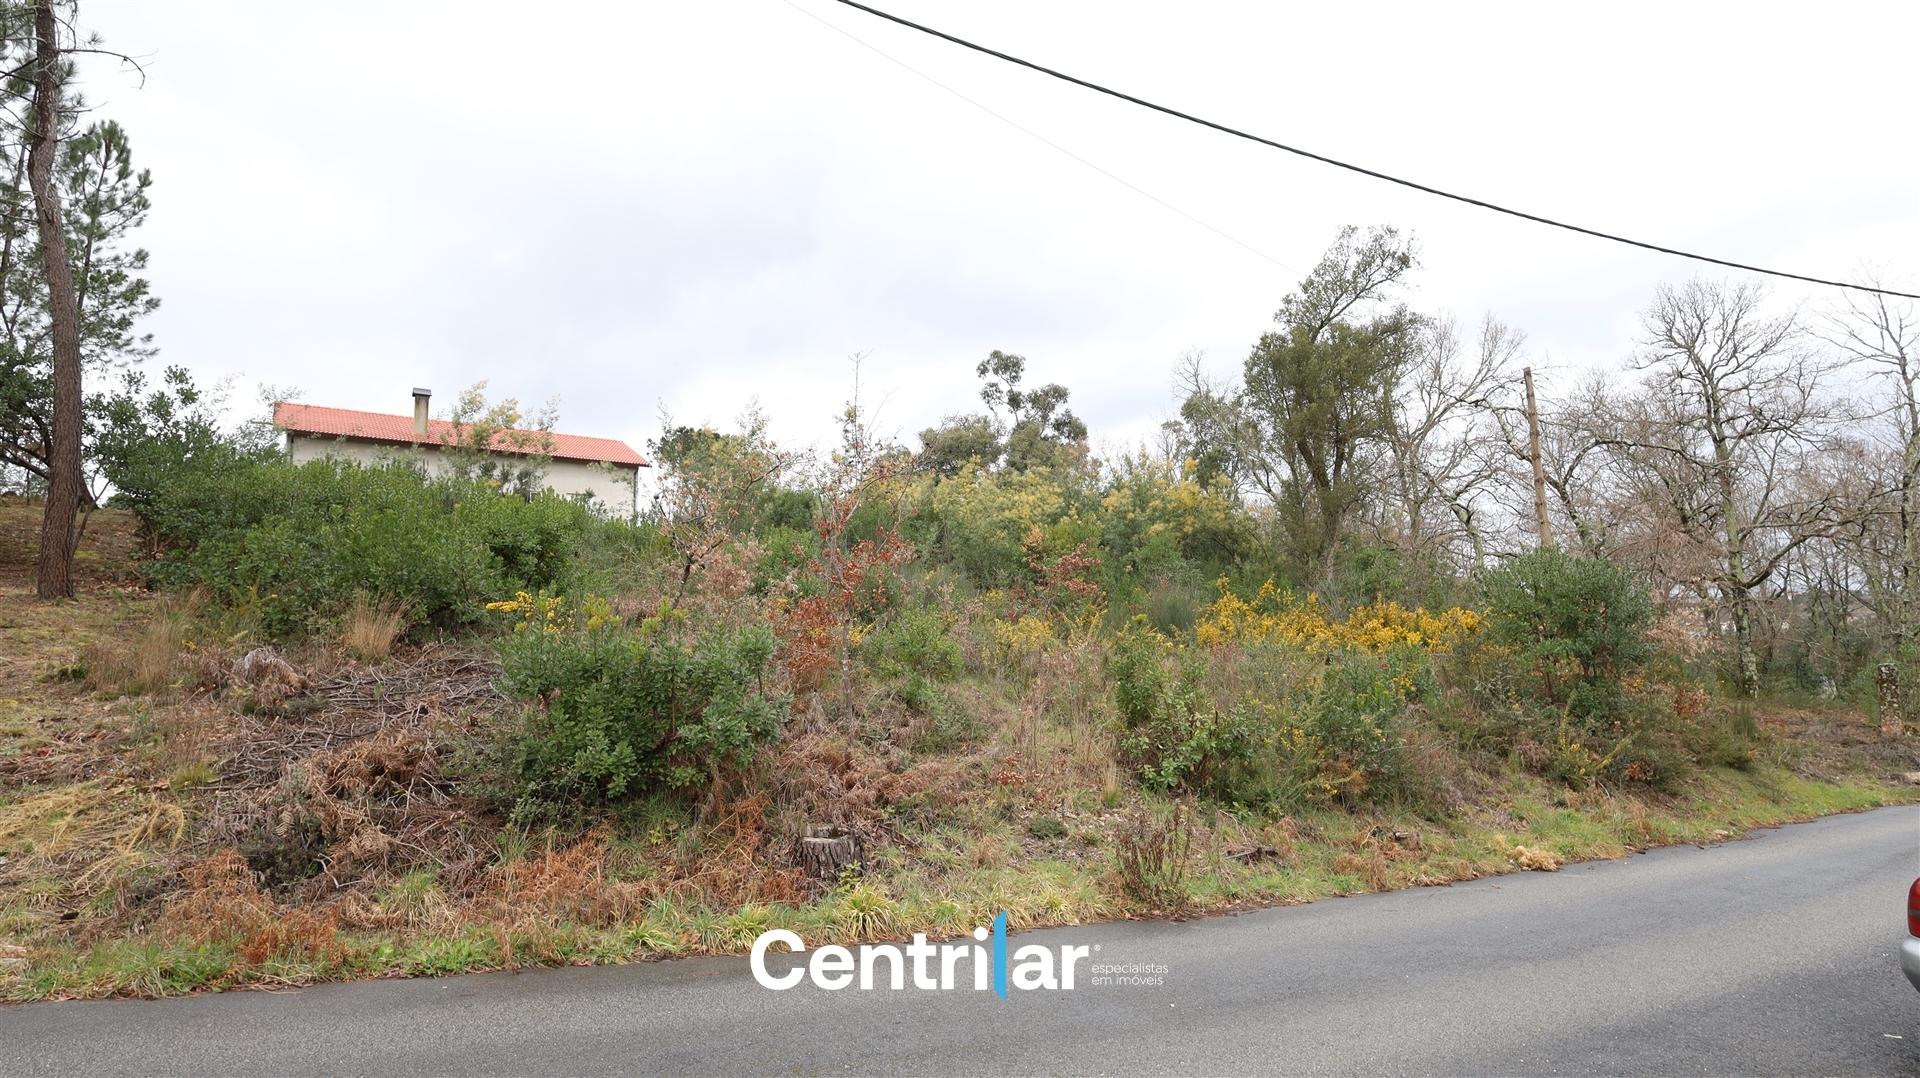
826 0 1920 302
781 0 1294 274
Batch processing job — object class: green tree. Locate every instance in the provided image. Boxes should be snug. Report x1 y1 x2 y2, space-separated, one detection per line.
977 349 1087 472
983 351 1090 472
1167 351 1252 491
0 110 158 495
912 351 1088 477
441 380 555 498
91 364 273 518
1173 228 1420 583
1243 226 1421 581
648 408 796 596
916 412 1001 475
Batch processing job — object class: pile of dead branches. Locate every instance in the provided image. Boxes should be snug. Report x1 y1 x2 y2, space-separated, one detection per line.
198 643 509 897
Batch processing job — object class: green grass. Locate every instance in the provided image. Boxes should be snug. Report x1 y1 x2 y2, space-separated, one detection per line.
7 758 1911 1002
12 938 237 1001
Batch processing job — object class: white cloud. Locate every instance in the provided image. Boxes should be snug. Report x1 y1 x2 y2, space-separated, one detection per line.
73 0 1920 459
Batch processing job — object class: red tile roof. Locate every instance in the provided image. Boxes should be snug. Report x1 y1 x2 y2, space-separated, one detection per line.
273 402 648 467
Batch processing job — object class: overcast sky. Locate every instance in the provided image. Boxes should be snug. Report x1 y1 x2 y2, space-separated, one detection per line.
73 0 1920 467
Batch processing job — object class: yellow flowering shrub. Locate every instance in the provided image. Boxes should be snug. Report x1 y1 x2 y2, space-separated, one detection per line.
994 614 1056 656
486 591 614 634
1097 456 1251 563
919 466 1089 588
1193 577 1481 653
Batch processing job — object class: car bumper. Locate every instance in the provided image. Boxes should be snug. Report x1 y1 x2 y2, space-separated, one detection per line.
1904 936 1920 992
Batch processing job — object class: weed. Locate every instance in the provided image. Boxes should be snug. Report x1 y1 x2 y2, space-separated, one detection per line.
1027 816 1067 841
376 871 449 929
84 592 204 698
833 879 897 940
407 935 496 977
239 908 341 966
1494 836 1564 871
1114 802 1192 909
340 594 411 662
716 905 775 949
167 760 216 791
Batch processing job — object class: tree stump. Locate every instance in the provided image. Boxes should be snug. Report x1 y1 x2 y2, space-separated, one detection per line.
799 826 862 880
1878 663 1903 738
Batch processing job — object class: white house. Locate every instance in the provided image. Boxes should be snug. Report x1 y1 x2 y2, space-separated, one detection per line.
273 388 648 519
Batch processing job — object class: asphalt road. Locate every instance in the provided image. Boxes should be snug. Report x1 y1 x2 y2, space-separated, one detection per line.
5 806 1919 1076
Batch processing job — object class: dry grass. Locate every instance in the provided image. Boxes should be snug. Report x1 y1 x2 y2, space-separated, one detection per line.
199 645 502 898
0 781 187 916
1494 836 1566 871
83 590 206 698
1114 802 1193 910
340 594 411 662
0 497 143 590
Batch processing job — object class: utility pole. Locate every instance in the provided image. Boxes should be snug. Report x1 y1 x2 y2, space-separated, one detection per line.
1523 366 1553 551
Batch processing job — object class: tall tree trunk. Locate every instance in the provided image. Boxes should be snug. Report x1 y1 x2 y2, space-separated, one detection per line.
1712 433 1760 698
1728 583 1760 700
29 0 81 600
1900 386 1920 723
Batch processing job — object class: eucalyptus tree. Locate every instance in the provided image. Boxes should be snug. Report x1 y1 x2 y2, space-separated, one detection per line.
977 349 1087 473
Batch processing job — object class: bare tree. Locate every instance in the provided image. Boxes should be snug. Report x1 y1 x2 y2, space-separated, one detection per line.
1600 279 1853 696
1491 371 1616 558
1824 281 1920 708
1376 312 1517 576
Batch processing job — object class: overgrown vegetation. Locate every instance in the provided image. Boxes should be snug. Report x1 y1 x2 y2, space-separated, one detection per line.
135 457 594 637
486 595 787 822
7 223 1920 1002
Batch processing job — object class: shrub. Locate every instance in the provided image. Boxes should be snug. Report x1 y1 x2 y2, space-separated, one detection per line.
1193 577 1481 653
1027 816 1067 840
1480 550 1653 730
491 600 788 821
135 457 593 638
1138 569 1213 636
1693 704 1761 771
907 693 986 753
751 524 818 595
567 516 675 596
1109 622 1265 800
916 466 1090 590
859 604 962 683
1097 455 1255 572
1292 652 1422 806
993 614 1056 669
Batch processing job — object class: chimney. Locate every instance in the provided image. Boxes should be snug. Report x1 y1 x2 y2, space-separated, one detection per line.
411 387 431 437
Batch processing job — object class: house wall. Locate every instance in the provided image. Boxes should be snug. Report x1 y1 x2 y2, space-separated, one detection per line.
285 434 640 519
